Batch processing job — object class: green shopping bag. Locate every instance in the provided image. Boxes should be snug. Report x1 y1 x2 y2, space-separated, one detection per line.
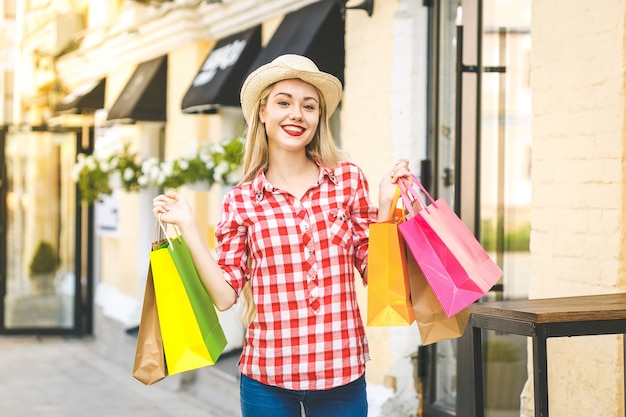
150 222 227 375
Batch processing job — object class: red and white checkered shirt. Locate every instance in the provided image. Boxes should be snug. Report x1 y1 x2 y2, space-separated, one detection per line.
215 161 377 390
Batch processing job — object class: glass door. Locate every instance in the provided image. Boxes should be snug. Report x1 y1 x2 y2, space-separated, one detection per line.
422 0 532 416
0 125 93 334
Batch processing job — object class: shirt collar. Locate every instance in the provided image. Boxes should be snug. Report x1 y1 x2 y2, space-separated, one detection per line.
252 161 339 202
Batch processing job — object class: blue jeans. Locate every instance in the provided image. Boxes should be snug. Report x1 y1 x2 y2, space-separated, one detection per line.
240 374 368 417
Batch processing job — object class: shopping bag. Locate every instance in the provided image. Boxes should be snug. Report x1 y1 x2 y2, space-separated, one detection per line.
398 175 503 317
150 221 228 375
367 187 415 326
407 247 469 345
132 242 168 385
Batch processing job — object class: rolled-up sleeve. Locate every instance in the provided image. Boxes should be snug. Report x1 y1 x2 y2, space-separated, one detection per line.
215 191 249 297
350 167 378 277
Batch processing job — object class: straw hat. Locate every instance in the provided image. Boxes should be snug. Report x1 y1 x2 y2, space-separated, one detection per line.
240 54 342 124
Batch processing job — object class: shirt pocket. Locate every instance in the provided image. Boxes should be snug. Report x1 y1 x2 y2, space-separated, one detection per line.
327 209 353 249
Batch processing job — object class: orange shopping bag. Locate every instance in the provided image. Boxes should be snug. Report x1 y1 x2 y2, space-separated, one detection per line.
367 187 415 326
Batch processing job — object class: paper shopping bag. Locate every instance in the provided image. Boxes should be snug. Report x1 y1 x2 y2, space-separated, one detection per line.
398 176 503 317
367 188 415 326
133 244 168 385
406 247 469 345
151 223 227 375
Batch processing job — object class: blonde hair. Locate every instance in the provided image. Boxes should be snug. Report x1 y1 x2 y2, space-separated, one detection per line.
237 80 345 326
238 282 257 328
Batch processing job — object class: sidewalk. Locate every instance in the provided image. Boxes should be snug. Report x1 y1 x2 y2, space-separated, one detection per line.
0 335 238 417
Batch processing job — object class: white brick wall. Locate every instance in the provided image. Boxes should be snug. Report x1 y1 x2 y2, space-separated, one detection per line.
525 1 626 415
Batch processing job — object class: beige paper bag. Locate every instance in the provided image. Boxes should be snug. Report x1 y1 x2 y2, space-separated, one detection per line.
407 248 469 345
132 242 168 385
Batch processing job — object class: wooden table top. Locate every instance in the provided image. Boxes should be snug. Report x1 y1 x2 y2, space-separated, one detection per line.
468 293 626 323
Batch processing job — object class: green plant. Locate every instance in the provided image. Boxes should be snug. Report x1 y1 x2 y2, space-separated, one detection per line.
160 136 244 187
29 241 59 276
212 135 245 185
71 153 113 203
480 220 530 252
485 341 520 363
111 145 143 192
72 135 245 202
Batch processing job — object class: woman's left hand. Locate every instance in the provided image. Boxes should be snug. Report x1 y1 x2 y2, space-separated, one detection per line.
378 159 412 220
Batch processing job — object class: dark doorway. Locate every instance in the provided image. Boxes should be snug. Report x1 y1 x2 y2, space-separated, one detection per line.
0 125 94 335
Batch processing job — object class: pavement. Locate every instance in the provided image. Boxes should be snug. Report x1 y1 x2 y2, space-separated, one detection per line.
0 335 240 417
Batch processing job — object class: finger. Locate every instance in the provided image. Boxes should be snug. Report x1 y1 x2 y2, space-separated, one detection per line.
391 164 409 176
152 195 167 205
392 160 409 174
394 159 409 167
390 168 412 184
152 201 170 215
164 190 179 200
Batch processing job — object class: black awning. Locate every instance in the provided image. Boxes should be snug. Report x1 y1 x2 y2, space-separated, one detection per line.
246 0 345 85
182 26 262 114
107 55 167 123
56 78 106 114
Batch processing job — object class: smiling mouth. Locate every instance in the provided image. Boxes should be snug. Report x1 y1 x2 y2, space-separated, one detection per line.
283 125 305 135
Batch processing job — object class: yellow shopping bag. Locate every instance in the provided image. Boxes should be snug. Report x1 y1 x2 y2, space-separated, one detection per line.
150 222 227 375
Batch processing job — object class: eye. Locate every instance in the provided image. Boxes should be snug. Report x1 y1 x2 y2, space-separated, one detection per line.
304 103 318 111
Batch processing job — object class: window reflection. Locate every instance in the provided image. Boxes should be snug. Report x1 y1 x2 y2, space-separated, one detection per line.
4 131 76 329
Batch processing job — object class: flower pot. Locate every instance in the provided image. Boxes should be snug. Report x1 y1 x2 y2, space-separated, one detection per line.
31 272 56 295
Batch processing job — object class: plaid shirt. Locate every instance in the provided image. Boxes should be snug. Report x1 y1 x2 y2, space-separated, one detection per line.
215 161 377 390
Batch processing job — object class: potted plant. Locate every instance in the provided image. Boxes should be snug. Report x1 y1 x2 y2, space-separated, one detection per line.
29 241 60 295
485 340 527 410
71 153 113 203
72 135 245 201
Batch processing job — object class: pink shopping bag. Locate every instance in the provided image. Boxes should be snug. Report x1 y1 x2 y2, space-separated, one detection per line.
397 175 503 317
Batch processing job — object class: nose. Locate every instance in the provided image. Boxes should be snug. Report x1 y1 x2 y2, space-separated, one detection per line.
289 109 303 121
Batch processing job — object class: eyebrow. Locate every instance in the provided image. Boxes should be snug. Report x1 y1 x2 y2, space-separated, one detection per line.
272 92 319 103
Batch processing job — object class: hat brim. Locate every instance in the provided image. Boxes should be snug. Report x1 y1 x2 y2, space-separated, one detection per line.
240 60 342 124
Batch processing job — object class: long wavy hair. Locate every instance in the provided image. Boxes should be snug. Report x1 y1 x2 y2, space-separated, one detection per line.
238 80 346 326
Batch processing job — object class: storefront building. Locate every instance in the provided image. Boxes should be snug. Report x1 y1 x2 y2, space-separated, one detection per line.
2 0 626 416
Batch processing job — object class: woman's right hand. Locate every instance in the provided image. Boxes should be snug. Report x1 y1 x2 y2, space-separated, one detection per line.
152 191 193 228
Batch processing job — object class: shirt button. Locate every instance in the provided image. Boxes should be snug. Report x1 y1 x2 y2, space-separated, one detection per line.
307 248 314 257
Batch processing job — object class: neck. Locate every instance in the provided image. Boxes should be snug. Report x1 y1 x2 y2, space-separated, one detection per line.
268 150 314 175
266 153 319 198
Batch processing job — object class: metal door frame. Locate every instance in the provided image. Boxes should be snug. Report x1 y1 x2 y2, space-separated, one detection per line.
421 0 483 415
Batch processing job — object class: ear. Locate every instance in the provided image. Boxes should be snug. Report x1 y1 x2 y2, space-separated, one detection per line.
259 105 266 124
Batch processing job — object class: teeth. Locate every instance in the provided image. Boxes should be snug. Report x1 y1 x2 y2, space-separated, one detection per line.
284 126 304 133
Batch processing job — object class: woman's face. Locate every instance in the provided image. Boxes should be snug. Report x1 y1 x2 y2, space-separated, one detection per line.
259 78 320 154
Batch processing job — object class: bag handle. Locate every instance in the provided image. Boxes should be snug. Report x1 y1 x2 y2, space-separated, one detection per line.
398 174 437 217
156 216 182 249
385 186 403 222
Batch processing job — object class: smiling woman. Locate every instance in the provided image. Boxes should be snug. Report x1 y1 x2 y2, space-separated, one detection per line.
152 54 414 417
